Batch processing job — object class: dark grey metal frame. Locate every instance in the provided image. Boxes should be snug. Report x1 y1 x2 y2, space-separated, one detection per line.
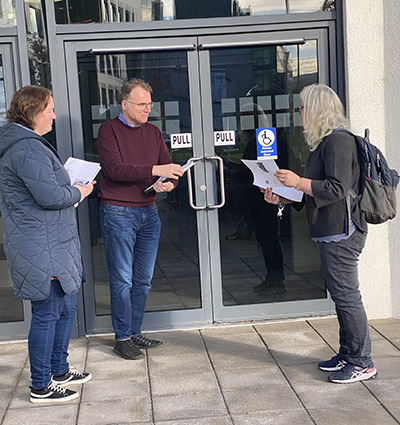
41 0 342 336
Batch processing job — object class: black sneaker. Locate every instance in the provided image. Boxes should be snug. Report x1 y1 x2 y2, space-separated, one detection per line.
114 339 145 360
131 334 163 349
30 381 79 404
52 368 92 387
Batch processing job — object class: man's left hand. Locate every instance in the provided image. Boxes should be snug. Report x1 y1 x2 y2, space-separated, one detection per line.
153 180 175 193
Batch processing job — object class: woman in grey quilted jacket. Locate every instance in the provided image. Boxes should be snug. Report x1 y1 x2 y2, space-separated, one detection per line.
0 86 95 403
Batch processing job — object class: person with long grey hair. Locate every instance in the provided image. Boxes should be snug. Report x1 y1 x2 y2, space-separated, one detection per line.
263 83 377 383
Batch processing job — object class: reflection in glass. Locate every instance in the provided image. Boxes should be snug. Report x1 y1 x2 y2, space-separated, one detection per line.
0 216 24 323
77 50 201 315
25 0 51 87
0 0 16 27
209 42 325 306
0 56 6 127
54 0 335 24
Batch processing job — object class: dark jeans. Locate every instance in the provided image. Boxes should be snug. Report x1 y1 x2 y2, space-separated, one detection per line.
29 280 77 389
317 228 373 368
100 204 161 341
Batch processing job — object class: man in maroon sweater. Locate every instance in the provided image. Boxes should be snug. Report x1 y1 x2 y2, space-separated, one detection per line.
97 78 183 360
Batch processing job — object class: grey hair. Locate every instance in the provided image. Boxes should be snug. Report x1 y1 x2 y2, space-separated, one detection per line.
300 84 351 151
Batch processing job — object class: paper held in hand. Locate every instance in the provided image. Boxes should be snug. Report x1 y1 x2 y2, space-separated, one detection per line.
64 157 101 186
241 159 303 202
144 160 196 194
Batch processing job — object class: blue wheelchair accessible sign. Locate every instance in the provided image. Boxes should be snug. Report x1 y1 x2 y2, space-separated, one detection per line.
256 128 277 160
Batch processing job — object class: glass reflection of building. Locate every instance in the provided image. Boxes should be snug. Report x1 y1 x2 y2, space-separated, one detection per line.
54 0 335 24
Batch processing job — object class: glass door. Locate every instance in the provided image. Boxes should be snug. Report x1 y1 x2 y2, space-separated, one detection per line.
64 28 334 335
0 42 31 341
197 30 333 321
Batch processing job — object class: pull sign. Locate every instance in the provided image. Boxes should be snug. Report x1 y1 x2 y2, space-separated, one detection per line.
171 133 192 149
214 130 236 146
256 128 277 160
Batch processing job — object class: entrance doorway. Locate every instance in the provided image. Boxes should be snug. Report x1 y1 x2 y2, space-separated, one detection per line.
64 28 334 335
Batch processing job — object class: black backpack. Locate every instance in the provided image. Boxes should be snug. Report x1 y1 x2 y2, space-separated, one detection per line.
342 129 399 224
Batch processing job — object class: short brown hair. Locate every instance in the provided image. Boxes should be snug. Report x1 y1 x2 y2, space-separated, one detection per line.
119 78 152 103
7 85 53 130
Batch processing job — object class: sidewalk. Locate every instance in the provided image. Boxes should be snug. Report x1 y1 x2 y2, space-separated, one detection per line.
1 317 399 425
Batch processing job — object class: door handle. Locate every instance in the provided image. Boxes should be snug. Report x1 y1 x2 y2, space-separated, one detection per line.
187 157 206 210
205 156 225 209
186 156 225 210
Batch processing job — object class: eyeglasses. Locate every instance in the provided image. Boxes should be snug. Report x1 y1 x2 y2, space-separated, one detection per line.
125 100 154 110
298 105 305 115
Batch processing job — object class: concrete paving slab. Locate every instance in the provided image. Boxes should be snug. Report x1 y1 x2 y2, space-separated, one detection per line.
156 416 232 424
281 362 333 386
152 391 227 422
148 353 212 375
223 384 303 414
202 332 266 352
371 356 400 379
258 329 326 349
208 348 275 371
79 397 152 424
255 320 314 333
308 404 399 425
232 410 315 425
85 357 147 380
363 378 400 403
3 404 79 425
151 370 219 396
215 365 287 390
385 402 400 422
81 376 150 403
200 324 258 336
269 344 334 366
293 382 379 409
371 337 400 358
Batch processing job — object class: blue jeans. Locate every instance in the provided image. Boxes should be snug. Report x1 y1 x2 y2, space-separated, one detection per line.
100 204 161 341
29 280 77 390
317 228 373 368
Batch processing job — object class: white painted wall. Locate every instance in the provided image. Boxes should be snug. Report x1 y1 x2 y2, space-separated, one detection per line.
343 0 400 318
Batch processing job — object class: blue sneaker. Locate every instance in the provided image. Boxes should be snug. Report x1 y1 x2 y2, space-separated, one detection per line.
329 363 377 383
318 355 347 372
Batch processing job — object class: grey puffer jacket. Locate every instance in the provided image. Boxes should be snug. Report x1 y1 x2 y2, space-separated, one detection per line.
0 123 83 301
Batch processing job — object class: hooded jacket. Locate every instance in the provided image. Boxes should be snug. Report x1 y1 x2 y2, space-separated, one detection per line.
0 123 83 300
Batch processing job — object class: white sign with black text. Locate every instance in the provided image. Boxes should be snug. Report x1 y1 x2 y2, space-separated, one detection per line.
214 130 236 146
171 133 192 149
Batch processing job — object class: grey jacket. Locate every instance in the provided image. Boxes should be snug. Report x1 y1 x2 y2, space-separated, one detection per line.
0 123 83 300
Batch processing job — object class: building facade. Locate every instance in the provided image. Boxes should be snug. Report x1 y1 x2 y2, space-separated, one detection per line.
0 0 399 341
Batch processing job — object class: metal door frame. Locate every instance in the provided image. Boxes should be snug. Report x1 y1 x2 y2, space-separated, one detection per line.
61 24 336 336
0 40 32 341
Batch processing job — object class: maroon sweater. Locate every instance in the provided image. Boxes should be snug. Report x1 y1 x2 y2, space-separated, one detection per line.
97 118 174 207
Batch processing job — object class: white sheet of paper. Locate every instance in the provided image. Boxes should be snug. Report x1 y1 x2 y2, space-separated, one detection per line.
241 159 303 202
64 157 101 186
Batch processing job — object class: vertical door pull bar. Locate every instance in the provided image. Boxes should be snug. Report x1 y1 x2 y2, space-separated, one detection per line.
186 157 206 210
205 156 225 209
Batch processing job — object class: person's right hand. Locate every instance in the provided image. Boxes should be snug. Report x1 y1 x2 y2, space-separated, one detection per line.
262 187 281 205
152 163 183 180
74 181 96 202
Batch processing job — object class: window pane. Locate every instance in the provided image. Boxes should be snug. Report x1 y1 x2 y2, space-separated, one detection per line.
54 0 335 25
0 0 16 27
290 0 335 13
209 42 324 306
77 50 201 315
